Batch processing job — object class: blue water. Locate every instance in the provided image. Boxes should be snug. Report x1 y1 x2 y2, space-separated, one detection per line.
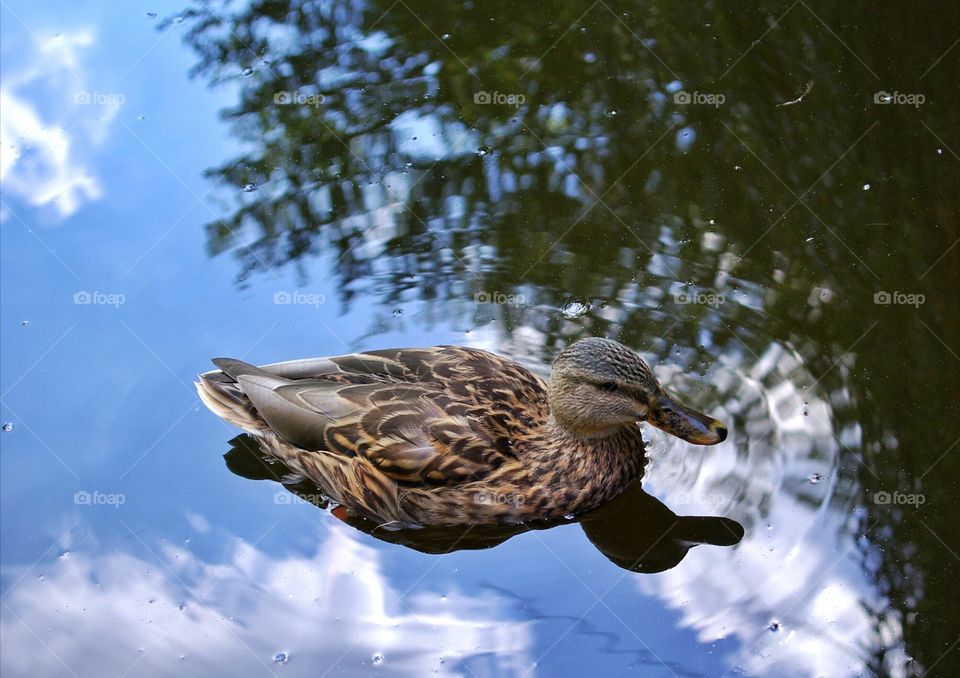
3 1 959 676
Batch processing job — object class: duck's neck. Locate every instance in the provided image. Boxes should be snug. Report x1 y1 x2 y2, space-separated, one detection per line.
526 417 647 515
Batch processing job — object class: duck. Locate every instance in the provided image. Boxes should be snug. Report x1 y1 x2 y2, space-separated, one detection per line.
223 435 744 571
197 337 727 527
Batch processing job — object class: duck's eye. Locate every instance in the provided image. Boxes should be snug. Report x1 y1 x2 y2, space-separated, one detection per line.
598 382 619 392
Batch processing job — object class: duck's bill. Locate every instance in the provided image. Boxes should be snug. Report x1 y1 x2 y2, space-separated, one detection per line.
647 394 727 445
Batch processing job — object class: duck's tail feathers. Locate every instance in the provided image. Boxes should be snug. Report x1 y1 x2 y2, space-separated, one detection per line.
196 358 273 435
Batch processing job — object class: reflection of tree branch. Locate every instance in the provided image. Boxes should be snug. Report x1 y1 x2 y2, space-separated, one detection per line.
170 2 960 671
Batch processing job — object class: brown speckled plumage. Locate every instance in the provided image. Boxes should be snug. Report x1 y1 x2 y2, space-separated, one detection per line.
197 339 726 527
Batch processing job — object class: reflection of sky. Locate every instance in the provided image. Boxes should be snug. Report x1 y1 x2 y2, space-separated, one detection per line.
638 343 879 677
2 521 534 676
1 2 892 677
0 27 105 219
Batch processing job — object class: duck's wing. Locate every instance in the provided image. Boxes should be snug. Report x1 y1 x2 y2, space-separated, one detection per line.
204 356 515 486
210 345 551 440
252 349 437 383
336 346 552 443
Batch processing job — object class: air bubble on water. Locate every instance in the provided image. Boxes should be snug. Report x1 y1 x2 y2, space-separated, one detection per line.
146 12 157 19
476 145 491 157
59 550 71 559
441 33 451 40
937 148 943 155
805 237 815 243
675 126 696 151
178 603 185 610
20 320 29 326
274 651 289 664
372 653 385 665
862 183 871 191
606 108 618 118
392 309 403 317
564 513 575 520
242 184 257 193
561 301 590 318
241 67 255 77
708 219 716 225
809 473 823 484
768 620 781 632
734 165 742 171
2 422 13 432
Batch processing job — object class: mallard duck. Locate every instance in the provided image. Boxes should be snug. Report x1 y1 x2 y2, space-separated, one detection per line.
197 337 727 527
223 436 743 570
224 435 744 569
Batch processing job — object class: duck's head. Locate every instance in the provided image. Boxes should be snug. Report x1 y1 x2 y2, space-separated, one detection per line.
549 337 727 444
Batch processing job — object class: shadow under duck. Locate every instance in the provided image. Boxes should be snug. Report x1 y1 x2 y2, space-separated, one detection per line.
197 337 727 527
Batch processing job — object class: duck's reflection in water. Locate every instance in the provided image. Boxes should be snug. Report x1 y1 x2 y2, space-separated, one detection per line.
225 434 744 574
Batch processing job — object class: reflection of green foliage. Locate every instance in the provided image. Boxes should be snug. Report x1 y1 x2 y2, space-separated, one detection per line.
173 1 959 673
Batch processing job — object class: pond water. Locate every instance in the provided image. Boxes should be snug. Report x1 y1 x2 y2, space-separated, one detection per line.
2 1 958 676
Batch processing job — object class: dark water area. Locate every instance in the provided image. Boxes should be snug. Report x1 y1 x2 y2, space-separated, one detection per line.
1 1 958 676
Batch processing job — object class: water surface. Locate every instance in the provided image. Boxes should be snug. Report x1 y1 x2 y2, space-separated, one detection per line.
2 1 958 676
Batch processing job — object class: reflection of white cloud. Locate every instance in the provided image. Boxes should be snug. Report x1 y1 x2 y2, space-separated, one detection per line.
184 512 211 534
1 521 532 677
638 343 885 677
0 29 120 220
391 110 476 161
637 495 876 677
0 91 102 217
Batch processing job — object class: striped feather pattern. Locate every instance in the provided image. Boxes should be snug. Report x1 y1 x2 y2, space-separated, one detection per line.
197 346 646 526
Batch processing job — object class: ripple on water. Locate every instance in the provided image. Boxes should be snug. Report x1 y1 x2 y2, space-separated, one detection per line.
560 300 591 318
